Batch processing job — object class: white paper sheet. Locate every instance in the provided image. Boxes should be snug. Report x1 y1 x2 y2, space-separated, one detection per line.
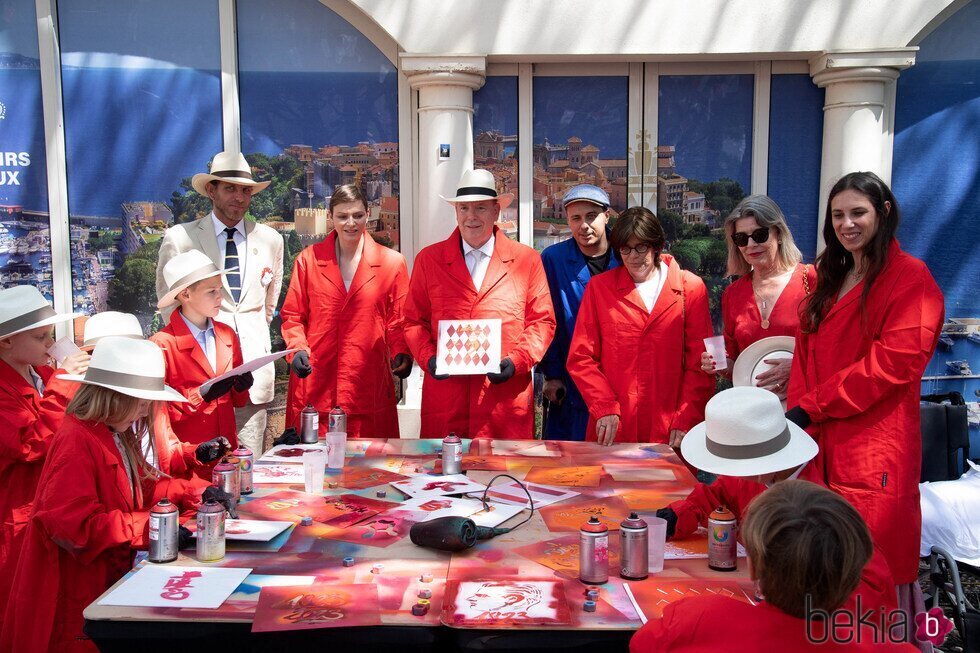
389 473 487 498
190 519 292 542
259 443 327 464
98 565 251 609
253 464 305 484
200 348 299 395
603 464 676 482
474 481 579 509
387 496 485 522
435 319 501 376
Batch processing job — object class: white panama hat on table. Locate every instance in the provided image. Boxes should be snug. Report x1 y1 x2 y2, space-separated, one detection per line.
191 150 270 197
440 169 514 209
157 250 237 310
82 311 144 348
681 386 817 477
58 336 187 402
0 285 83 340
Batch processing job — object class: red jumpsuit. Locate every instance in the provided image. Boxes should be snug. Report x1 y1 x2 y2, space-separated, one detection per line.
404 228 556 439
150 311 249 448
281 232 410 438
1 415 151 653
0 361 75 567
722 263 816 359
788 240 944 584
567 257 714 443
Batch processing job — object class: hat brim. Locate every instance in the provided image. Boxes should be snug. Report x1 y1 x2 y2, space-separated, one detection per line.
57 374 189 402
731 336 796 387
563 198 608 209
0 311 85 341
680 419 817 477
157 266 238 309
191 173 271 197
440 193 514 210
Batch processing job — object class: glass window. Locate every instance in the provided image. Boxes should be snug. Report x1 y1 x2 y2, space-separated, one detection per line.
0 0 53 301
532 75 629 251
474 75 519 240
58 0 223 327
768 74 823 261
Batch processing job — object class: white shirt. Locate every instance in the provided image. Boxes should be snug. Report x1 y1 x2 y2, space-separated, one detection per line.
634 261 668 313
112 433 136 502
765 464 805 489
136 421 158 471
462 236 495 291
28 366 45 394
180 312 217 372
212 212 246 278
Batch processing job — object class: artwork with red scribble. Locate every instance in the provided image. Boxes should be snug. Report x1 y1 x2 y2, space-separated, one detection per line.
435 319 502 376
251 583 382 632
322 513 416 548
97 565 251 609
433 455 509 473
525 465 603 487
236 490 393 528
512 534 621 576
623 580 756 623
338 466 407 490
442 579 571 626
539 495 632 532
390 473 486 498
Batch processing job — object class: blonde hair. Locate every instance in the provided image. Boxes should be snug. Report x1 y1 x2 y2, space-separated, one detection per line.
741 480 872 617
67 384 163 504
724 194 802 277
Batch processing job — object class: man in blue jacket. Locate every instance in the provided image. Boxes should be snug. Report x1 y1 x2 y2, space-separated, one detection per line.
539 185 619 440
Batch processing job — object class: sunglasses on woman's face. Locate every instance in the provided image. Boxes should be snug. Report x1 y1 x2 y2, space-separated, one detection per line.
731 227 771 248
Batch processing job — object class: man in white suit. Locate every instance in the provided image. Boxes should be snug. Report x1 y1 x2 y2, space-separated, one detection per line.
156 151 284 454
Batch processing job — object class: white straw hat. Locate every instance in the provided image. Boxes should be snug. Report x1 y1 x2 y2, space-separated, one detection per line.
681 386 817 477
191 151 271 196
440 169 514 209
157 250 236 309
732 335 795 389
83 312 144 348
58 336 187 402
0 285 83 340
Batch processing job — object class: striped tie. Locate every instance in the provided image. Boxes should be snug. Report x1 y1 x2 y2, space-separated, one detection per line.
224 227 241 303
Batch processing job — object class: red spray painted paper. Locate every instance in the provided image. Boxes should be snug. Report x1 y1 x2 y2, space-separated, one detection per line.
251 583 382 632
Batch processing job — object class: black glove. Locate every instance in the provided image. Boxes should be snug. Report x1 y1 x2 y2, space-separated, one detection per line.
785 406 812 430
655 507 678 540
202 485 238 519
427 356 449 380
178 525 194 550
201 377 236 402
232 371 254 392
487 358 516 385
291 351 313 378
390 353 413 379
273 427 301 446
195 436 231 463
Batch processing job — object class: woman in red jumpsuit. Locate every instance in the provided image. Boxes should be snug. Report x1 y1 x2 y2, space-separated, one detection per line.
787 172 944 590
701 195 816 398
1 337 188 653
281 184 412 438
567 207 714 446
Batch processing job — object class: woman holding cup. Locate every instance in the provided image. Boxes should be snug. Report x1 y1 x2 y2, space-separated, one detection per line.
701 195 815 400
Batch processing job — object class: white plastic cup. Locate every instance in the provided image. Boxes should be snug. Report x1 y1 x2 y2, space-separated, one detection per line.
302 449 327 494
326 431 347 470
647 516 667 574
703 335 728 371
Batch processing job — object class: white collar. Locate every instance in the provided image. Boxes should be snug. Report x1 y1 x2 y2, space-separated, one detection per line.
211 213 246 239
179 312 214 340
765 464 806 489
462 234 495 260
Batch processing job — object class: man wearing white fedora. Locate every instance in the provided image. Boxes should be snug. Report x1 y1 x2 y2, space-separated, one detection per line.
155 150 284 455
403 169 556 439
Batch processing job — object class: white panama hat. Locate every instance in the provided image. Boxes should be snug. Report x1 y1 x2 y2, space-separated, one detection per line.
82 312 144 348
732 335 795 389
440 169 514 209
681 386 817 477
157 250 236 310
0 285 83 340
191 150 271 197
58 336 187 402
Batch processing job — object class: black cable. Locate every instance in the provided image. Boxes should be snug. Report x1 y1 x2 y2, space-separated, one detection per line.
478 473 535 535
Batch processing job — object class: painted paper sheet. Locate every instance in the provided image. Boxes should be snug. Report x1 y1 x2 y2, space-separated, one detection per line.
387 496 485 522
602 463 678 483
525 465 603 487
490 440 561 457
98 565 251 609
252 464 305 484
323 513 416 548
664 528 747 559
623 580 755 624
540 495 632 532
259 443 327 464
478 481 579 509
513 534 621 575
337 466 407 490
435 319 501 376
187 519 292 542
442 579 571 627
237 490 393 527
390 473 486 498
432 454 509 473
251 583 381 632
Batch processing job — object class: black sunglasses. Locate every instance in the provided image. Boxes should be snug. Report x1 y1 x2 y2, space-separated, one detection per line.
731 227 771 248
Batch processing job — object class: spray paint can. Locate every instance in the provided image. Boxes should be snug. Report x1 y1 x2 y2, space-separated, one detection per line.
300 404 319 443
195 499 226 562
148 498 179 563
232 445 253 495
708 506 737 572
327 405 347 434
620 512 649 580
579 516 609 585
441 433 462 475
212 460 240 504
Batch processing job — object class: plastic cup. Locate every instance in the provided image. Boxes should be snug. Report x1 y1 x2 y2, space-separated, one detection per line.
703 335 728 371
326 431 347 470
302 449 327 494
647 516 667 574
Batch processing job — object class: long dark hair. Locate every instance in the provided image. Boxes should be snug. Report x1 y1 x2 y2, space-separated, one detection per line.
801 172 899 332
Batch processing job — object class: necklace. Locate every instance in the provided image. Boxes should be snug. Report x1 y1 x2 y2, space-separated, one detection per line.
754 268 792 329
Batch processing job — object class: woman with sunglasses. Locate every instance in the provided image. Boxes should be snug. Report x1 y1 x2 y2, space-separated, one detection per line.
701 195 815 400
568 207 714 447
786 172 944 600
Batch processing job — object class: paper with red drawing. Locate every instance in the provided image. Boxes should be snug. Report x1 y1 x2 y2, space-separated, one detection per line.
251 583 382 632
252 464 305 484
435 319 502 376
475 480 579 509
664 527 748 559
337 466 407 490
539 495 632 532
623 580 756 624
390 473 486 498
259 443 327 464
513 534 621 575
98 565 251 609
442 579 571 627
525 465 603 487
237 490 393 528
322 513 415 548
186 518 292 542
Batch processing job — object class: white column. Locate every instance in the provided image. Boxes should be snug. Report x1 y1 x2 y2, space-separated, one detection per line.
810 50 915 250
396 55 485 438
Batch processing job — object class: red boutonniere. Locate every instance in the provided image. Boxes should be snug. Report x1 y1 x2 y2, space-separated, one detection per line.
260 267 274 287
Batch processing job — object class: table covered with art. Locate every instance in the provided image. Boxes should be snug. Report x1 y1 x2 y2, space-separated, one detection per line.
84 439 754 652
